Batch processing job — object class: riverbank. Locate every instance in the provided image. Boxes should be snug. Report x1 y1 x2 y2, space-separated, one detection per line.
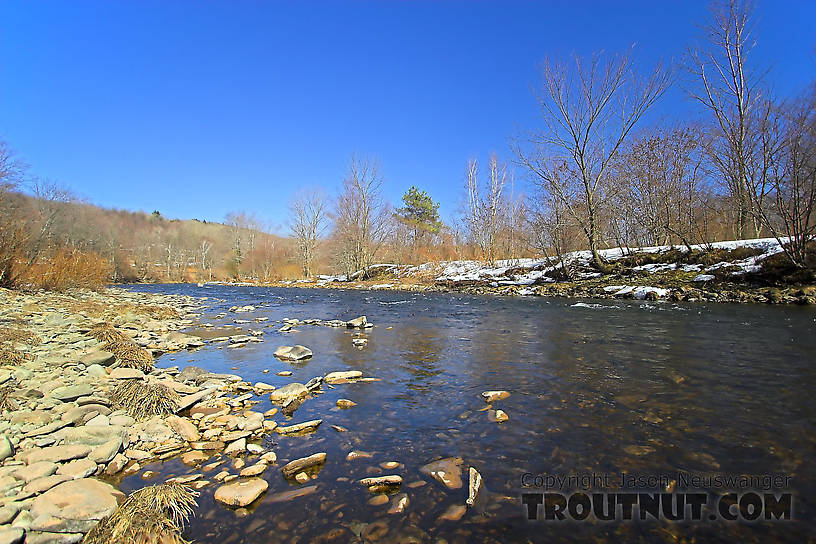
0 287 379 543
270 237 816 305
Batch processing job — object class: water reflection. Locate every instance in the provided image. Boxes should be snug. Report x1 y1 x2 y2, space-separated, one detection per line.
120 284 816 543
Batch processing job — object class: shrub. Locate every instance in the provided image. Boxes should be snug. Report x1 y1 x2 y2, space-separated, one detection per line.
22 249 111 291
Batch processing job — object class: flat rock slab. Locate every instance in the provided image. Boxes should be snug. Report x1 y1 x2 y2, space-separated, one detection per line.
109 368 144 379
49 384 94 402
29 478 120 534
20 446 91 465
0 527 24 544
276 419 322 435
59 425 127 447
281 452 327 478
81 350 115 367
324 371 363 384
176 387 218 413
213 478 268 507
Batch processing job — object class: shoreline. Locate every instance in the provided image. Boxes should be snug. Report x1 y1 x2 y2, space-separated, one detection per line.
155 278 814 305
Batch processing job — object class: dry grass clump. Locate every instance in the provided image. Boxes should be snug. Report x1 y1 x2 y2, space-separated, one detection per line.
140 305 180 320
111 379 180 420
0 326 41 346
0 345 30 366
83 482 198 544
103 338 154 372
0 381 19 412
88 322 129 344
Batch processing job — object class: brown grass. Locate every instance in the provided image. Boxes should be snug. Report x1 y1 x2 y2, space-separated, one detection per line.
103 339 154 372
0 382 18 412
88 322 129 344
0 345 30 366
83 482 198 544
111 379 180 420
0 326 41 346
22 249 111 292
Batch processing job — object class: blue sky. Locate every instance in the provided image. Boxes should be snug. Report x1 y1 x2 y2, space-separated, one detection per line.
1 0 814 231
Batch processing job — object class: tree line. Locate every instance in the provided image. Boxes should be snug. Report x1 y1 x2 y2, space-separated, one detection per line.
1 0 813 289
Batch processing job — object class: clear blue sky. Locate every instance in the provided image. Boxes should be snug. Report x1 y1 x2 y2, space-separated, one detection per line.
1 1 814 231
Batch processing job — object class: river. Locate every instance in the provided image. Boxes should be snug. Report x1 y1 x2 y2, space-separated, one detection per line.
119 284 816 543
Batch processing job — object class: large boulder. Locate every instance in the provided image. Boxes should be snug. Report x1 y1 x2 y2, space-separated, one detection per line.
29 478 120 533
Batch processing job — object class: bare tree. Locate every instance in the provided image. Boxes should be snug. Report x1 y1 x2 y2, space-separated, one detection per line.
464 155 511 264
751 87 816 267
289 188 329 277
517 48 671 270
611 125 708 250
0 141 27 287
688 0 772 238
333 156 392 276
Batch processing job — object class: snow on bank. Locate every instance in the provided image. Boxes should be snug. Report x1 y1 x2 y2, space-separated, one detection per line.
421 237 787 288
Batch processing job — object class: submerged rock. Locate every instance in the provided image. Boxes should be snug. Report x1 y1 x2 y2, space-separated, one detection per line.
420 457 464 490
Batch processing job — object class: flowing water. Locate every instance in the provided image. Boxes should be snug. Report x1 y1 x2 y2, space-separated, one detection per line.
119 284 816 543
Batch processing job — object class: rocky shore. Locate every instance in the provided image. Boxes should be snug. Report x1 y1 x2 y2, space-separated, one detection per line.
0 287 352 543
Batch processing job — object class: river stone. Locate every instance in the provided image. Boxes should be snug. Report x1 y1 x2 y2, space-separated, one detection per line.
481 390 510 402
269 383 308 403
80 350 115 367
0 435 13 462
60 425 127 447
23 473 72 495
224 438 246 456
168 416 200 441
273 345 313 361
213 478 268 507
29 478 119 533
61 405 110 425
22 532 83 544
239 462 267 477
89 438 123 464
0 504 20 524
420 457 464 489
20 446 91 465
109 368 144 380
84 364 107 378
276 419 322 435
49 384 94 402
0 527 24 544
56 458 98 479
14 461 58 482
324 371 363 384
346 316 367 328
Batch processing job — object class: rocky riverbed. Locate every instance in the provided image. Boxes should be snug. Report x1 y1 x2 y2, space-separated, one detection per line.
0 287 389 543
